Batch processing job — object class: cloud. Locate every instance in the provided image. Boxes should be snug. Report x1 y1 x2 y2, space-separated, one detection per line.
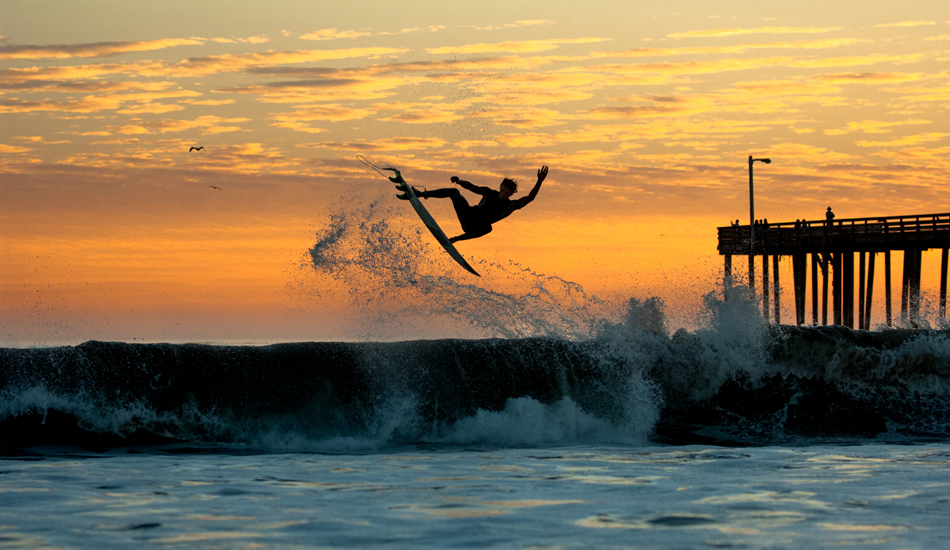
809 72 925 84
270 104 374 132
0 78 183 95
219 76 405 103
180 99 234 106
586 94 715 120
467 106 571 128
117 115 250 135
299 29 372 41
469 20 555 31
873 21 937 28
373 102 465 124
377 26 447 36
54 142 293 174
743 142 854 170
296 137 446 151
0 38 202 60
824 119 931 136
160 47 409 77
602 38 869 60
790 52 929 69
0 143 32 153
426 37 610 55
855 132 950 147
14 136 70 144
705 79 848 113
566 56 797 82
0 88 201 114
209 36 271 44
873 145 950 161
667 27 843 39
455 140 498 149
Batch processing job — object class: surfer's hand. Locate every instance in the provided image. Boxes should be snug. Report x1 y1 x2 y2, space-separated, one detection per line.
537 165 548 182
451 176 459 184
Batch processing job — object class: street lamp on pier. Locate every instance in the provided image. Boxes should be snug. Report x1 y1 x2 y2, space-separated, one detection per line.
748 155 771 291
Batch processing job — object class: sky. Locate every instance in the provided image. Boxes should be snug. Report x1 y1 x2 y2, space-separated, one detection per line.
2 0 950 345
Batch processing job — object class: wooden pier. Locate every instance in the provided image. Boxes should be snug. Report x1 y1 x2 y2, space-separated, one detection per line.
718 213 950 328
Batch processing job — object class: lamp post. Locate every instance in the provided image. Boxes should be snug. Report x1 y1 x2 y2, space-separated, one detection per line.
748 155 771 291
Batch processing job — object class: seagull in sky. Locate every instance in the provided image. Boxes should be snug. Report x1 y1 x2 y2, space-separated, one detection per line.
189 146 204 152
209 186 222 190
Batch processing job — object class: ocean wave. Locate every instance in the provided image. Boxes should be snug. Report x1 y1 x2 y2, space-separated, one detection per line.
3 314 949 450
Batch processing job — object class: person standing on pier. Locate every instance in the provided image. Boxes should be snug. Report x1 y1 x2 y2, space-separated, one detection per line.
826 207 835 227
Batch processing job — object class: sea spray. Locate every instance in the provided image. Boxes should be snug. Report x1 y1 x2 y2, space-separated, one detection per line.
302 190 614 340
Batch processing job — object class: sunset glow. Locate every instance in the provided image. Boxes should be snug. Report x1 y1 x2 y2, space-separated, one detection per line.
3 1 950 344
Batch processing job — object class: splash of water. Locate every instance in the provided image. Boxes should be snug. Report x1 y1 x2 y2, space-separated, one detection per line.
303 183 615 340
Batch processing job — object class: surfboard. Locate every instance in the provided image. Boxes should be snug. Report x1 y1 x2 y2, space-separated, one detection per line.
390 170 480 277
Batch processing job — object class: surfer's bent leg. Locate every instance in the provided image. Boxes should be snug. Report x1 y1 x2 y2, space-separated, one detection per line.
426 188 476 222
426 188 493 243
426 187 469 207
450 225 492 243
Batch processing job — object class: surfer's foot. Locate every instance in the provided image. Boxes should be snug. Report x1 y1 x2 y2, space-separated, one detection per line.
448 236 459 243
412 187 427 199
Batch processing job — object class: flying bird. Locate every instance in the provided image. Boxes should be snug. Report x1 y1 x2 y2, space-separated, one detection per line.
208 186 222 190
189 146 204 152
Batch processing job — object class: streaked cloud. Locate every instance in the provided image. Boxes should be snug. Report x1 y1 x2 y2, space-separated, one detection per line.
209 36 271 44
300 29 372 41
270 104 374 132
809 72 925 84
373 101 466 124
117 115 250 135
0 88 201 114
667 26 843 39
873 21 937 28
586 94 715 120
427 37 610 55
378 26 447 36
0 143 32 153
824 119 931 135
157 47 410 77
180 99 235 106
469 106 571 128
469 20 555 31
0 38 202 60
296 137 447 151
602 38 869 60
789 53 929 69
856 132 950 147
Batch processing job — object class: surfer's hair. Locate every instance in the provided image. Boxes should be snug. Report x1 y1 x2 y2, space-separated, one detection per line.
501 178 518 192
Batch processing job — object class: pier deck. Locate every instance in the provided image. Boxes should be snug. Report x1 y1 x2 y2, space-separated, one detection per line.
718 213 950 328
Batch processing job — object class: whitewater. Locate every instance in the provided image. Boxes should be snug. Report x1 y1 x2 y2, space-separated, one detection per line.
3 182 950 548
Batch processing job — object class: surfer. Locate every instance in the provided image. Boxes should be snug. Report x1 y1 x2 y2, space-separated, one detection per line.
410 166 549 243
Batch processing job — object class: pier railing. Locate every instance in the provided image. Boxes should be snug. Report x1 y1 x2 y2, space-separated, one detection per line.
718 212 950 255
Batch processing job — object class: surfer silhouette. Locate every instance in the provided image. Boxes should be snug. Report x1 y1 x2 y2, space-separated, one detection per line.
408 166 549 243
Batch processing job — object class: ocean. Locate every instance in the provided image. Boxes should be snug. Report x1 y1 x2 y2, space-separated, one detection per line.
3 300 950 548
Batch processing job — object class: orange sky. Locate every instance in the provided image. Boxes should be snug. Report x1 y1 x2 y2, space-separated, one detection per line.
3 1 950 344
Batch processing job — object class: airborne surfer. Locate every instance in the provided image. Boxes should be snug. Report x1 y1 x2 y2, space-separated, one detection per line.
406 166 549 243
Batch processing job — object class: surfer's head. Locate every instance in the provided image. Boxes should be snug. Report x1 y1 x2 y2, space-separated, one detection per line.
499 178 517 200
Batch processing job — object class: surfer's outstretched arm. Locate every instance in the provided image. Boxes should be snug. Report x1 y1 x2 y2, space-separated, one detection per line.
451 176 489 196
515 165 548 208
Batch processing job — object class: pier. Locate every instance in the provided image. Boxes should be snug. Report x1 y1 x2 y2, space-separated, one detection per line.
718 213 950 328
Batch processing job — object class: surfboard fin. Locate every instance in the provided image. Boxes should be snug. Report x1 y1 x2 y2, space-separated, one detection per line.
395 193 409 200
388 169 405 184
